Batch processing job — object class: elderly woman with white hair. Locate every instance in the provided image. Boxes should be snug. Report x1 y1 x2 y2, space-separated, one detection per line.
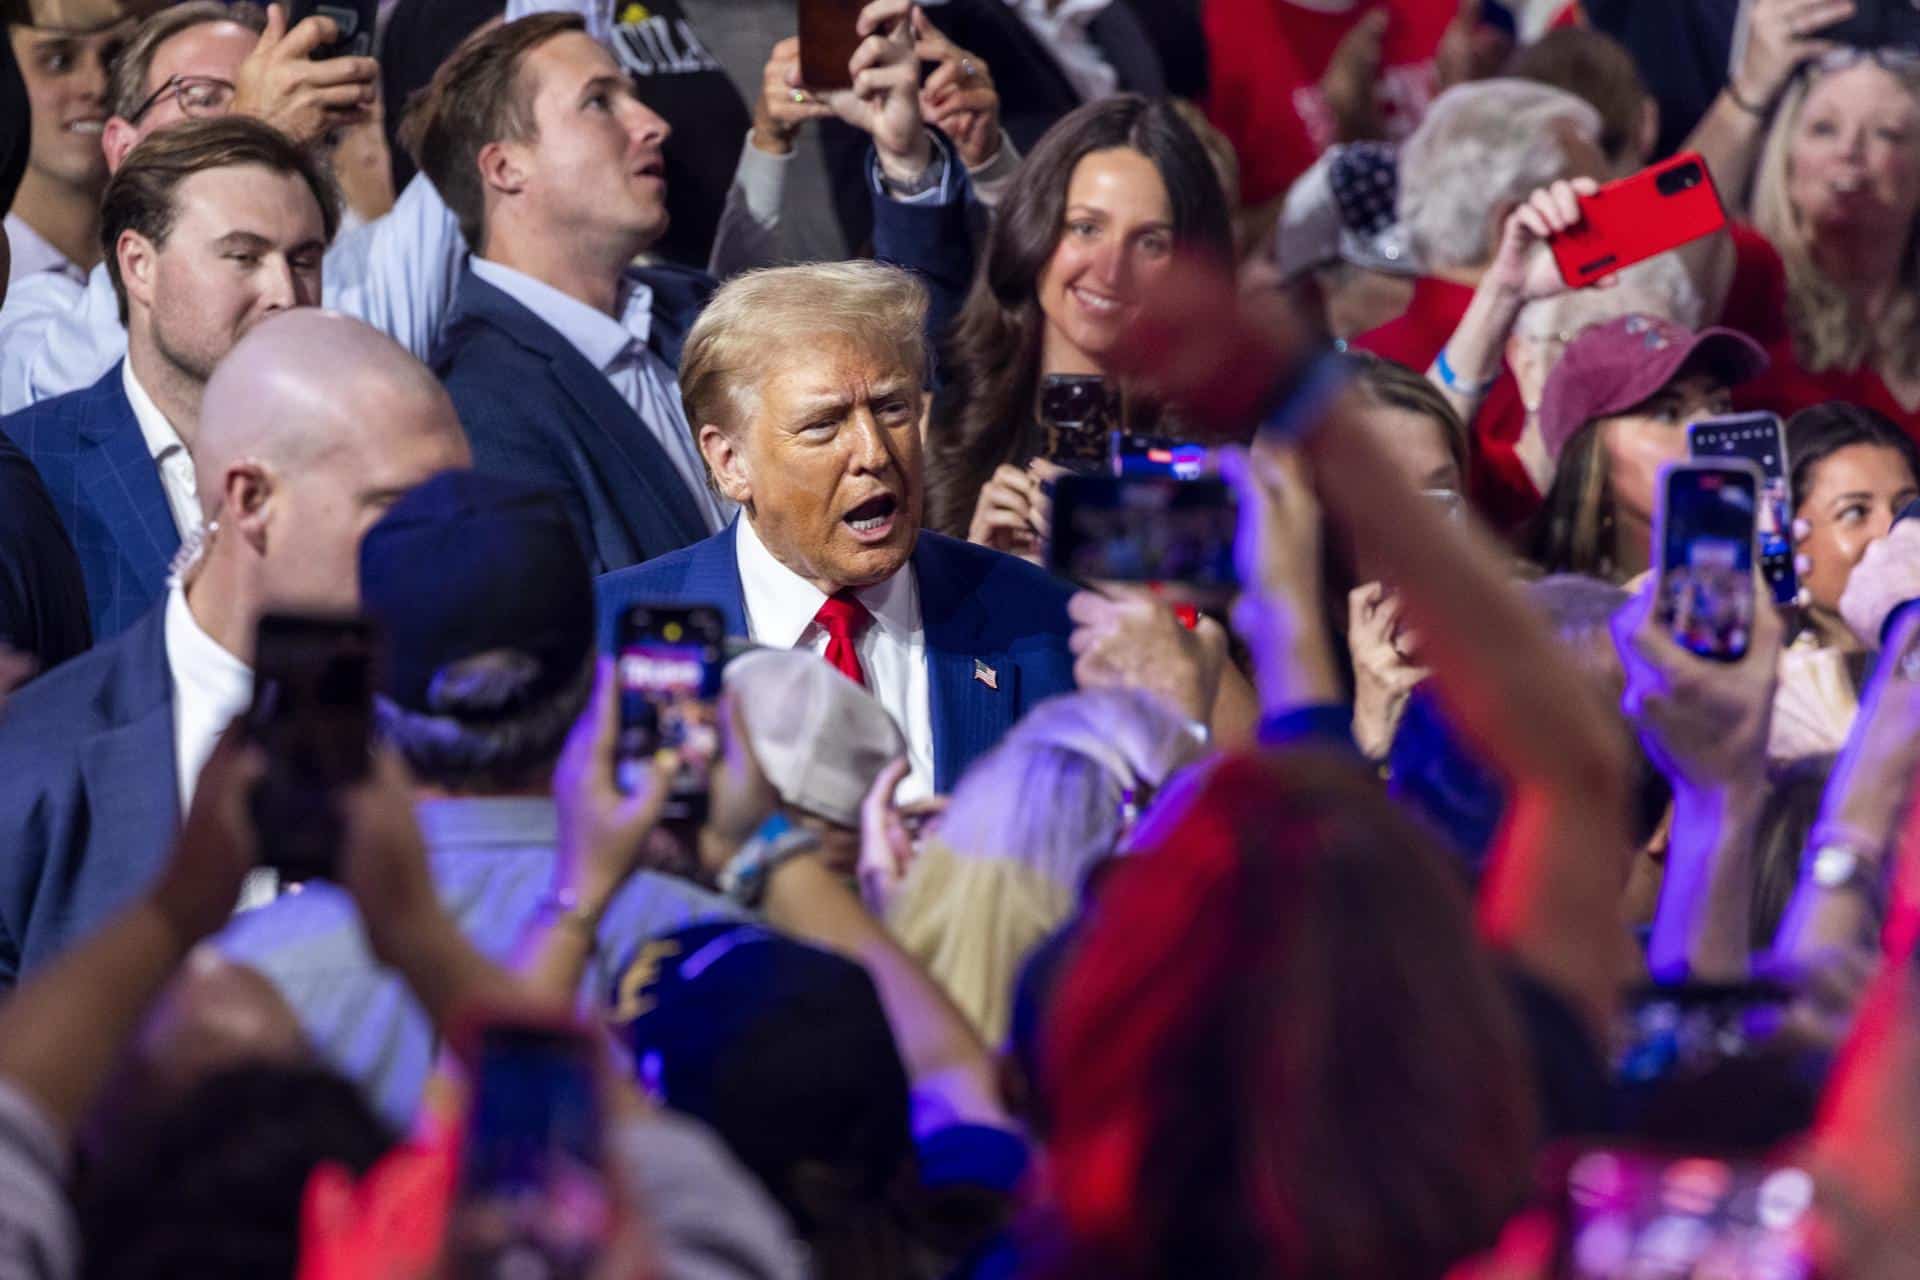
1348 78 1610 528
1682 0 1920 437
869 688 1207 1045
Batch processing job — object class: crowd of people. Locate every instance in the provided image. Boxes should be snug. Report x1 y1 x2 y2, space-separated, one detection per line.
7 0 1920 1275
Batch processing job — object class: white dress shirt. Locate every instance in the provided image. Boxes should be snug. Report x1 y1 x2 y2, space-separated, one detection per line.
734 514 935 803
2 213 86 291
1003 0 1118 103
121 360 201 541
0 172 466 414
469 257 731 533
163 582 253 814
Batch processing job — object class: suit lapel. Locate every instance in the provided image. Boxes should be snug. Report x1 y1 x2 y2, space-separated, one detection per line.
77 375 181 603
456 273 710 546
914 538 1014 793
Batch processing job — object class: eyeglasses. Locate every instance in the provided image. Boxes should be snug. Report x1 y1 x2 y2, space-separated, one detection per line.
1806 45 1920 81
127 74 235 124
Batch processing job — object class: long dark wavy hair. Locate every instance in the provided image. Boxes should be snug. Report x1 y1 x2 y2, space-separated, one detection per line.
925 95 1234 537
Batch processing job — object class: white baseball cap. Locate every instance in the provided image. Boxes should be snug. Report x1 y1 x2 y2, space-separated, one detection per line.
724 648 908 828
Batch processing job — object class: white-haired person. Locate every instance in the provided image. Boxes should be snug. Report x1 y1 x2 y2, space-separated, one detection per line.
1348 79 1609 528
863 688 1208 1045
1684 0 1920 439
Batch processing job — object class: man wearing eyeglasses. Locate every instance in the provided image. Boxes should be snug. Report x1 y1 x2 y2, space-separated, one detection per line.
0 0 469 417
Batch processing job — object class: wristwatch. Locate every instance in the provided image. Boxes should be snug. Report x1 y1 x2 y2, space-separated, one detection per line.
719 812 822 910
1809 843 1887 920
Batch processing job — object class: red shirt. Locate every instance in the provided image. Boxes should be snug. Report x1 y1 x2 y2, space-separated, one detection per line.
1202 0 1453 207
1725 226 1920 440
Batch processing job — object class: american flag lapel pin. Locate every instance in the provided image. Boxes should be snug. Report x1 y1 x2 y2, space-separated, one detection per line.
973 659 998 691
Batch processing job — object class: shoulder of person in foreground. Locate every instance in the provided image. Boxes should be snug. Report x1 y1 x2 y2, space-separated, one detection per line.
595 529 735 645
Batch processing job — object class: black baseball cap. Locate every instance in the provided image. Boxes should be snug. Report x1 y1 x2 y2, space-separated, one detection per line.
357 470 592 719
610 922 912 1225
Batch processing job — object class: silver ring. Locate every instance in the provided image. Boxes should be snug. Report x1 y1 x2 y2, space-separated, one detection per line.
960 58 976 79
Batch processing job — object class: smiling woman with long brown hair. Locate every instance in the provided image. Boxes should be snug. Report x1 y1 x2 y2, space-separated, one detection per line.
924 94 1233 551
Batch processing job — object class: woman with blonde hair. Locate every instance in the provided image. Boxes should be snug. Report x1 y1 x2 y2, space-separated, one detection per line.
1684 0 1920 434
878 688 1206 1044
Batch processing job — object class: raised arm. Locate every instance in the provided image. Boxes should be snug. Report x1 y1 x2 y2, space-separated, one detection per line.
1118 263 1634 1036
1613 576 1783 982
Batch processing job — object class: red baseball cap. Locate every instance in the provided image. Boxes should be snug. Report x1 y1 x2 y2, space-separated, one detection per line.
1537 314 1770 460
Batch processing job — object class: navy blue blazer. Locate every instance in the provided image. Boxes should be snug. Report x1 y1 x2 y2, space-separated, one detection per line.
0 428 92 674
596 524 1077 792
0 601 176 984
0 362 181 642
433 261 716 578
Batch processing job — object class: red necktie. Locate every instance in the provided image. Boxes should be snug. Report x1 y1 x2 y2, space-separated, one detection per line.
813 592 873 688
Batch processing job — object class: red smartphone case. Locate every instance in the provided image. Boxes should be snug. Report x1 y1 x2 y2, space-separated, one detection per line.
797 0 864 90
1551 152 1728 289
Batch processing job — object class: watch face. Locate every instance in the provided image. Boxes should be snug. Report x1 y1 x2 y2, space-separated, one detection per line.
1813 845 1861 888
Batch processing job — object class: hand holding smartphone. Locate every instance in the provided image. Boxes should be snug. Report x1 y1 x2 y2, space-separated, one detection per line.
1687 413 1801 607
451 1017 614 1278
614 604 726 823
287 0 377 58
1655 461 1761 663
244 613 379 883
1550 153 1728 289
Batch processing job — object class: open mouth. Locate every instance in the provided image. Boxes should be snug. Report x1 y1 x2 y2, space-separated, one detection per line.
66 120 103 135
634 156 666 180
843 493 899 539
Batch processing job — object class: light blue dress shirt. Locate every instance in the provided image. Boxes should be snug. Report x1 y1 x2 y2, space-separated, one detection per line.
0 172 467 414
469 256 732 532
214 795 744 1131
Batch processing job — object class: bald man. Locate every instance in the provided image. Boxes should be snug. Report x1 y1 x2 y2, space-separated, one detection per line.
0 308 469 986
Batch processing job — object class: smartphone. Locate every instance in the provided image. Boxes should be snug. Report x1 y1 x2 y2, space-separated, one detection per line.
287 0 376 57
1656 461 1760 663
797 0 864 90
1046 475 1239 603
615 604 725 823
1815 0 1920 48
1039 374 1122 472
1111 433 1207 481
244 613 378 884
1688 413 1799 606
451 1018 613 1278
1551 153 1729 288
1615 981 1795 1093
1548 1143 1817 1279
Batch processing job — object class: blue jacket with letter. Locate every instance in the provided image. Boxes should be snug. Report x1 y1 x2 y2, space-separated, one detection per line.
596 523 1078 792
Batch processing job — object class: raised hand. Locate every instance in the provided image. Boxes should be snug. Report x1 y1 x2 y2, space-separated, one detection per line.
1733 0 1853 109
826 0 932 184
751 36 835 156
912 7 1001 169
230 3 378 146
1482 178 1605 302
552 659 677 917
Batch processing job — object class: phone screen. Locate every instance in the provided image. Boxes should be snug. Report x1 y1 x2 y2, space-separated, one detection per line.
1615 982 1794 1093
453 1021 612 1278
1688 414 1798 606
1039 374 1121 472
245 613 378 883
1111 434 1207 480
615 605 725 822
1658 465 1758 663
1046 475 1238 602
797 0 864 89
1553 1145 1816 1279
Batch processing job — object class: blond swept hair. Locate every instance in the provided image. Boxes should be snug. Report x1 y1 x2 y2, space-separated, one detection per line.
884 689 1207 1043
679 261 930 462
1752 59 1920 384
